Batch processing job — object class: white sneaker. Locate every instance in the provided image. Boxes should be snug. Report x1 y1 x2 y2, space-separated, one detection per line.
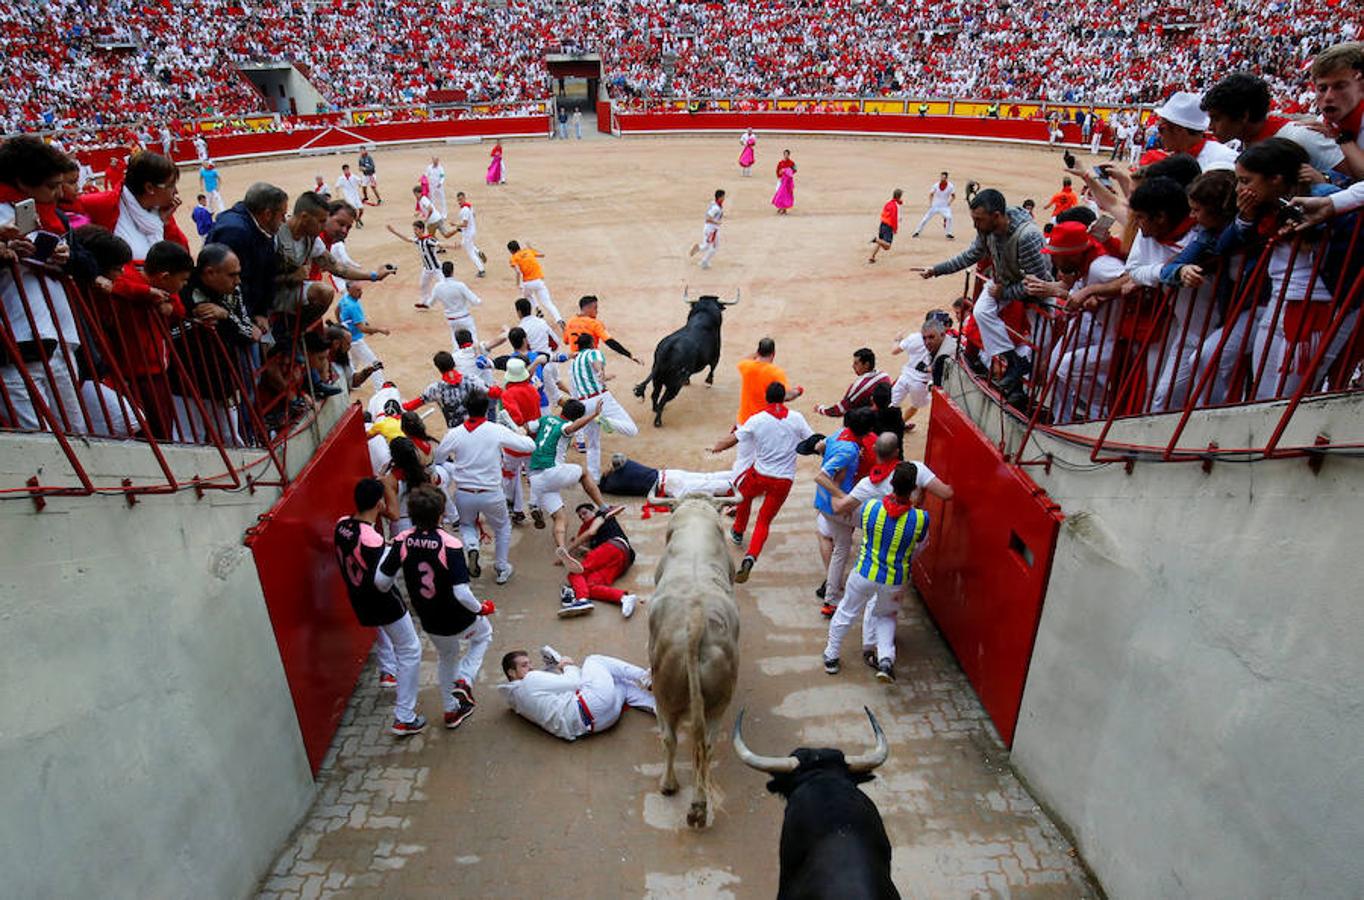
495 564 514 585
620 594 639 619
540 645 563 667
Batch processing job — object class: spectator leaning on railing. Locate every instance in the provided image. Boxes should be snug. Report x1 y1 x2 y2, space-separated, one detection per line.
206 181 289 331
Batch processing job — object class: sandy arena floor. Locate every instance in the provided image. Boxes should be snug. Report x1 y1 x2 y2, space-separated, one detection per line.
192 134 1101 898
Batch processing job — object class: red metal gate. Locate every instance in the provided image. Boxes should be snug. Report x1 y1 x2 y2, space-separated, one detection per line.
245 406 375 773
913 389 1064 746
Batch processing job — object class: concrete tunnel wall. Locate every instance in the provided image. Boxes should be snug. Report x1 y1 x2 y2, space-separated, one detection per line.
0 402 348 900
944 369 1364 898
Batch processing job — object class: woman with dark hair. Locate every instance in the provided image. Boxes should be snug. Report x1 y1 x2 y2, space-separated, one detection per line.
80 152 188 259
383 434 454 534
0 136 85 431
1213 137 1359 398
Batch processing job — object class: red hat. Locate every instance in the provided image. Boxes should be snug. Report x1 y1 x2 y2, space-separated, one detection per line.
1138 148 1169 167
1042 221 1094 255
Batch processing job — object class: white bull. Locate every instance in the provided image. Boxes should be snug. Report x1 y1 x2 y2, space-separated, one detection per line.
646 493 741 828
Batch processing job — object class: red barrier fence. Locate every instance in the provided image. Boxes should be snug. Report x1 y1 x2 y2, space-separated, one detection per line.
913 390 1064 746
614 111 1103 147
245 405 375 773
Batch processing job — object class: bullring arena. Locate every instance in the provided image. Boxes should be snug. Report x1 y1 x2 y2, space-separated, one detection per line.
217 135 1097 897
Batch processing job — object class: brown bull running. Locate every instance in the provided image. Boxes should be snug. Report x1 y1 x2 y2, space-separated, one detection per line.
646 494 741 828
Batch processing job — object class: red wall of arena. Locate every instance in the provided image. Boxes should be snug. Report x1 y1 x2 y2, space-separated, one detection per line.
913 389 1064 747
245 405 375 774
77 116 550 173
616 111 1073 143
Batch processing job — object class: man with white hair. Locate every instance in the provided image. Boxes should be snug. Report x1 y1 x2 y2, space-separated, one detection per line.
1151 92 1237 172
424 156 447 218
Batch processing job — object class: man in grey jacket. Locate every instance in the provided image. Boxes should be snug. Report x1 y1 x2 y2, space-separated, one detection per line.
916 189 1050 406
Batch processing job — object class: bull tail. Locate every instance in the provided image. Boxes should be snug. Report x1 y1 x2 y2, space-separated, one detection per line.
685 602 712 828
632 373 651 399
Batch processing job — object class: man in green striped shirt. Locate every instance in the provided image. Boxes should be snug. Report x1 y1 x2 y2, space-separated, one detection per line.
822 463 930 683
567 332 639 482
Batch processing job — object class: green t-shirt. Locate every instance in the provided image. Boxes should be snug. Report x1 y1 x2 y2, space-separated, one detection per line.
530 415 568 471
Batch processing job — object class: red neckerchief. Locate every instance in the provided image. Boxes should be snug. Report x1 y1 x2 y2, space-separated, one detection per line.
867 461 895 484
1254 210 1283 240
0 184 64 232
462 416 487 432
835 429 877 477
937 180 948 190
881 495 913 518
441 369 463 385
764 403 789 420
1249 115 1293 145
457 340 473 349
1338 101 1364 141
1186 137 1208 159
1158 216 1197 248
411 436 432 454
459 200 471 208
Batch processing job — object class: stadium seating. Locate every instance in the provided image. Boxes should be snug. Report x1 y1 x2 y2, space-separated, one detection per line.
3 0 1360 144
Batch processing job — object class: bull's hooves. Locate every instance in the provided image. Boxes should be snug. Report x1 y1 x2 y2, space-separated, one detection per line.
653 420 663 428
660 784 679 796
686 805 708 828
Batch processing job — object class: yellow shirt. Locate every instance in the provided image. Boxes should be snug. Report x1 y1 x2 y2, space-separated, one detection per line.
736 359 788 423
510 248 544 282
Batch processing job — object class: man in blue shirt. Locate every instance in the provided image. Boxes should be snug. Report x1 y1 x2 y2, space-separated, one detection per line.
811 407 876 618
337 284 389 390
822 462 929 683
199 162 224 214
191 194 214 237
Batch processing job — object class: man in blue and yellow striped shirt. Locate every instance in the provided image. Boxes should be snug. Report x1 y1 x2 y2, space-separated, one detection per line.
822 463 929 683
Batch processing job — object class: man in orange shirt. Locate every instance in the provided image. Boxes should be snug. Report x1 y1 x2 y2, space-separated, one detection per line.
562 295 641 364
737 338 803 424
869 188 903 263
507 240 565 328
1044 177 1079 221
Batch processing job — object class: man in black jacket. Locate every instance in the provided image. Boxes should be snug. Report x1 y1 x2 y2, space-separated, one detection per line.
206 182 288 330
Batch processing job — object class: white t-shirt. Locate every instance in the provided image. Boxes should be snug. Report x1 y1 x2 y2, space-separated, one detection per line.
519 314 556 354
418 195 440 225
735 408 814 480
1126 228 1195 286
929 181 955 208
497 667 590 741
704 202 724 233
848 460 938 504
433 420 534 491
458 204 476 239
898 332 930 381
1195 140 1238 172
0 203 76 345
1270 121 1345 174
1076 253 1126 291
425 164 445 192
335 173 364 207
433 277 481 320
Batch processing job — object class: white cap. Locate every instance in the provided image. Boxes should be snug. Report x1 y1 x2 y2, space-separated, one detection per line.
504 357 532 383
1153 92 1209 132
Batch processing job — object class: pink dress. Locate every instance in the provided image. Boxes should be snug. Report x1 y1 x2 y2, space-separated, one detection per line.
486 146 504 185
771 168 795 210
738 134 756 169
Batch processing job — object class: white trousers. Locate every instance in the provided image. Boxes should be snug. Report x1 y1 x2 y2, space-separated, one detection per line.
521 278 563 324
1254 306 1358 399
974 288 1018 362
462 233 485 274
502 452 529 513
819 512 856 603
431 190 447 219
207 190 224 214
529 462 582 516
1049 307 1118 422
419 269 440 306
1090 132 1102 155
824 573 901 664
1 354 81 432
579 654 656 732
349 337 385 391
446 314 478 350
916 206 953 233
541 361 562 408
172 394 242 446
890 370 930 408
427 617 493 711
699 226 719 268
656 468 733 498
376 613 422 722
455 488 513 572
579 390 639 481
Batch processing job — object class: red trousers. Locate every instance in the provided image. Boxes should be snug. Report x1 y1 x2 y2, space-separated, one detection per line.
568 541 631 603
733 468 793 559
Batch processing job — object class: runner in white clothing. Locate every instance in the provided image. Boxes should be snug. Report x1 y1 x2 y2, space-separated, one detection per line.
335 164 366 227
688 189 726 269
431 261 483 347
453 192 488 277
413 186 458 238
912 172 956 238
497 648 655 741
424 157 447 218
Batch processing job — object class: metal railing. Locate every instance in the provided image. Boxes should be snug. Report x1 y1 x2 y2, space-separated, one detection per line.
955 215 1363 467
0 260 329 505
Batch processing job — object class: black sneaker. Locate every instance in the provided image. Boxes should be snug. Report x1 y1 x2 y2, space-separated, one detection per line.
466 549 481 578
530 507 545 529
815 580 827 599
862 649 878 670
876 659 895 683
390 714 428 737
444 699 475 730
735 555 755 584
730 529 743 547
823 656 841 675
452 678 476 706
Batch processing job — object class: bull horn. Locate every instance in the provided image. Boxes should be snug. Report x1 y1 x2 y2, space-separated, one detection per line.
719 287 741 307
709 493 741 508
732 709 799 774
683 285 694 304
645 487 678 510
844 707 890 773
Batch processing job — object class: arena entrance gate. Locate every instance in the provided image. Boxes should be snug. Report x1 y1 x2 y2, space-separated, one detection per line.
546 54 602 122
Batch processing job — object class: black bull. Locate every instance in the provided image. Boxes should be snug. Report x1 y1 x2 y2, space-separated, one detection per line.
734 708 899 900
632 295 731 427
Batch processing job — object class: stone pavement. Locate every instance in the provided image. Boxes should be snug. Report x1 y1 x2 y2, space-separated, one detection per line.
257 482 1097 899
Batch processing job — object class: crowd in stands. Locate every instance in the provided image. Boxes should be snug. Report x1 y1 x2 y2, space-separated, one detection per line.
3 0 1360 143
